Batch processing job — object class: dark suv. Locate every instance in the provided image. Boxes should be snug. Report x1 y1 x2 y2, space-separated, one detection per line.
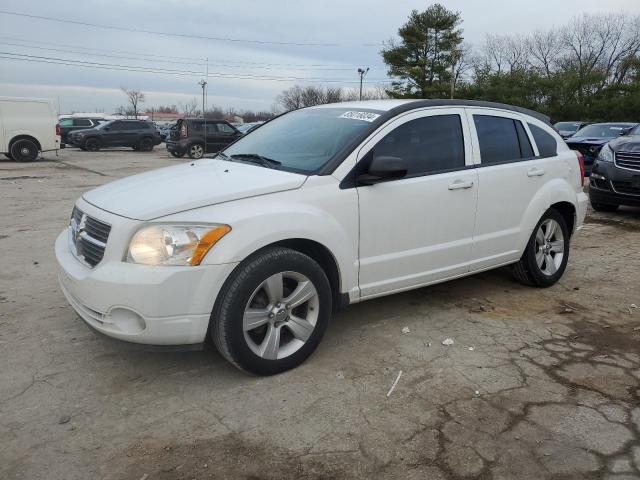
589 123 640 211
565 123 637 175
58 117 105 146
67 120 162 152
166 119 242 159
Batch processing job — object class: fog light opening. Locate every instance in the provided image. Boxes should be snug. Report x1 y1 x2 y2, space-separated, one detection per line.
108 308 146 334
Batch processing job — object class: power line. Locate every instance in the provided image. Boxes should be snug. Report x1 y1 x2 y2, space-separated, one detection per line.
0 41 386 72
0 52 392 84
0 10 382 48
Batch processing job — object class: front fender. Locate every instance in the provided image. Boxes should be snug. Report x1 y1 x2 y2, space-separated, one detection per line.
158 184 359 296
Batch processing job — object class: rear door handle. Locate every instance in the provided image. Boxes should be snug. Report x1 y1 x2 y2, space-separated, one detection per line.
448 180 474 190
527 167 545 177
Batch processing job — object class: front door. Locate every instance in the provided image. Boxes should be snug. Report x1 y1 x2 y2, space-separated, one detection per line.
356 108 478 299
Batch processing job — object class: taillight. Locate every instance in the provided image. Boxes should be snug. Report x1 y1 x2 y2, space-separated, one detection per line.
180 123 188 139
575 150 585 186
55 124 61 136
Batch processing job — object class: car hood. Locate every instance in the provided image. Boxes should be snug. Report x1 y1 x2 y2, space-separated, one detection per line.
82 158 307 220
565 137 613 146
609 136 640 153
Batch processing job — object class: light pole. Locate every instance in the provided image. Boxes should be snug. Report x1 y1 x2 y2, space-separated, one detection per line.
198 79 207 156
198 79 207 118
357 67 369 101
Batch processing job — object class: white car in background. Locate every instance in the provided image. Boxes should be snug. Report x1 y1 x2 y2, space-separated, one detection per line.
0 97 60 161
55 100 587 375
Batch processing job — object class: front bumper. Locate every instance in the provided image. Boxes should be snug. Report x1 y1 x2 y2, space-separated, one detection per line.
589 160 640 207
55 220 238 346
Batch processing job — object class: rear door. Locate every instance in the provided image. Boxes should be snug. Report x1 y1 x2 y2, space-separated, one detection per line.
356 108 478 298
466 109 562 270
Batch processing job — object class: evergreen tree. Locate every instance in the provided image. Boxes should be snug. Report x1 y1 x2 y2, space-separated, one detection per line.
381 4 463 98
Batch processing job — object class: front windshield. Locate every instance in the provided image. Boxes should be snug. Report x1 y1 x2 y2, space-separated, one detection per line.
575 124 630 138
555 122 581 131
223 107 383 173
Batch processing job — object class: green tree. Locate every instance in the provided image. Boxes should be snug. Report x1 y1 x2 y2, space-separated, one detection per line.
381 4 463 98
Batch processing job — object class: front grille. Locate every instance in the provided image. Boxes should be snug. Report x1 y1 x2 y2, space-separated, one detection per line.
614 150 640 171
611 181 640 196
69 207 111 267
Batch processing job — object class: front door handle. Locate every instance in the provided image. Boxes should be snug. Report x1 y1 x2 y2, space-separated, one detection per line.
448 180 474 190
527 167 546 177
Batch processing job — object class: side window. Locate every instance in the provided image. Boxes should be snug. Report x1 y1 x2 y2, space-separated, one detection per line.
59 118 73 126
74 119 92 127
110 121 123 130
528 124 558 158
515 121 534 158
372 115 465 176
205 123 219 134
217 123 236 134
473 115 523 164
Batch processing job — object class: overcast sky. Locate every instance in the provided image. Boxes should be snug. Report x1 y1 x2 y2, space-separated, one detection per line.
1 0 639 114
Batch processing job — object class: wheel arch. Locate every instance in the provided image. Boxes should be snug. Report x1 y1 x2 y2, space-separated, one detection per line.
549 201 576 236
517 179 579 254
9 135 41 152
266 238 345 311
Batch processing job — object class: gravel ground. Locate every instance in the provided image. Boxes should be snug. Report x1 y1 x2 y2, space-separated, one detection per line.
1 147 639 480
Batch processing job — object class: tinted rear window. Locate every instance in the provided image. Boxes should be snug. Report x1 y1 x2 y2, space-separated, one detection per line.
474 115 522 164
528 124 558 157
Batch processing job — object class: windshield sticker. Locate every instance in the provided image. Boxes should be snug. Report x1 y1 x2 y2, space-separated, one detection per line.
339 111 381 122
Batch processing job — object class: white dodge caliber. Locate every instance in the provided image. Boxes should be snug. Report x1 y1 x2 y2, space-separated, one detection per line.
56 100 588 374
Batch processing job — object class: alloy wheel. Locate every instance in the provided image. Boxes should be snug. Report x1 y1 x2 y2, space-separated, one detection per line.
243 271 319 360
535 218 564 276
190 144 204 158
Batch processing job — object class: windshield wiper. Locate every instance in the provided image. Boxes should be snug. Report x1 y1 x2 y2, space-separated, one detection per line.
229 153 281 169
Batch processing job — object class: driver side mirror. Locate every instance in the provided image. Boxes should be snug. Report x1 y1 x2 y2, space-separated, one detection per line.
357 155 408 185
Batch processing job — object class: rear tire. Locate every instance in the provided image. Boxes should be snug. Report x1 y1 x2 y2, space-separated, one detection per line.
139 137 154 152
10 139 38 162
188 143 204 159
84 138 100 152
4 153 13 160
590 201 618 212
512 209 570 288
210 247 332 375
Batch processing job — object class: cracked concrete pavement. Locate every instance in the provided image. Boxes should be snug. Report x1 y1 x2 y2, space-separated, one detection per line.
1 148 640 479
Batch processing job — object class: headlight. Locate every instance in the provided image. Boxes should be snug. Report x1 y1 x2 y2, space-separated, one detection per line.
597 145 614 162
127 224 231 266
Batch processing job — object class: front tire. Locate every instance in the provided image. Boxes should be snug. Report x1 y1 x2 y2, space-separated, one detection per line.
210 247 332 375
512 209 570 287
84 138 100 152
590 201 618 212
188 143 204 159
10 139 38 162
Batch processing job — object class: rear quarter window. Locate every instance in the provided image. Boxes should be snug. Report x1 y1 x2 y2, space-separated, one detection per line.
528 124 558 158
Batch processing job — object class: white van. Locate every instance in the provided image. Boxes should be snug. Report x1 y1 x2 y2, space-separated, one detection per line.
0 97 60 161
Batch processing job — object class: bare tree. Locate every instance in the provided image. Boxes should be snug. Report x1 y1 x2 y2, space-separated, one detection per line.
181 98 200 117
527 29 562 77
277 85 345 111
120 87 145 119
